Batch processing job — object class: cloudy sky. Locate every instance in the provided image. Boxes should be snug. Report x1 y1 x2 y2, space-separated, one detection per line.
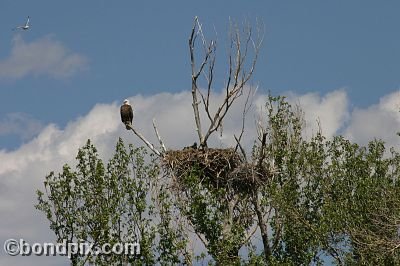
1 1 399 265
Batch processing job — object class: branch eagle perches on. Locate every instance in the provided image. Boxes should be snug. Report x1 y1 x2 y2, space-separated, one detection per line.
127 124 163 157
189 16 263 148
121 100 166 157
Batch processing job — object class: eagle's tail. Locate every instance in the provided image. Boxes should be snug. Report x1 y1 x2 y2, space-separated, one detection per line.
125 122 132 130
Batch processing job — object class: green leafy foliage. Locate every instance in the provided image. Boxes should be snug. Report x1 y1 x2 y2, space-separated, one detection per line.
178 167 253 265
36 138 187 265
36 96 400 265
251 96 400 265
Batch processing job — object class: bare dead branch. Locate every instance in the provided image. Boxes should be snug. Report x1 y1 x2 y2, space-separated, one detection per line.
257 132 268 169
234 135 247 162
202 22 262 146
127 124 162 157
189 17 217 145
189 16 263 148
152 118 167 153
235 85 257 156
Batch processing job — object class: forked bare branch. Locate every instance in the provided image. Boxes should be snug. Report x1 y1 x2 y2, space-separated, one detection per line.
235 84 257 155
153 118 167 153
189 16 263 148
189 17 217 146
127 124 162 157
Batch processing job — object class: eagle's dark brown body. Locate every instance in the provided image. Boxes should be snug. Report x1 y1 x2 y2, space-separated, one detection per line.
120 104 133 129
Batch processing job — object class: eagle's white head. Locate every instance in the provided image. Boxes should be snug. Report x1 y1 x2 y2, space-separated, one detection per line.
123 99 130 105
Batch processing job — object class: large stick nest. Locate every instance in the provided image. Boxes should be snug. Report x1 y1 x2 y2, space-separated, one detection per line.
163 148 269 192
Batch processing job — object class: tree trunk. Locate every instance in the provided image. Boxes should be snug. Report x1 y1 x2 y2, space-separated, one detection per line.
254 193 271 262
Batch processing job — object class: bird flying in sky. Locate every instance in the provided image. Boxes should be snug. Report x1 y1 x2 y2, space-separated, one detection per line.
13 16 30 31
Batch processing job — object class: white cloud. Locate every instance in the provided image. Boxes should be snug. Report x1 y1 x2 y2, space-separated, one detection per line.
0 113 44 141
0 103 120 265
0 35 88 79
345 90 400 148
0 89 398 265
286 89 350 138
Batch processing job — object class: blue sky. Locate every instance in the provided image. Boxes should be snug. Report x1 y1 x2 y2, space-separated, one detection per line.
1 0 399 149
1 1 400 265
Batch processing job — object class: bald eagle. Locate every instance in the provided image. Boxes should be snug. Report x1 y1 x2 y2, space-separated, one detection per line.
120 99 133 130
